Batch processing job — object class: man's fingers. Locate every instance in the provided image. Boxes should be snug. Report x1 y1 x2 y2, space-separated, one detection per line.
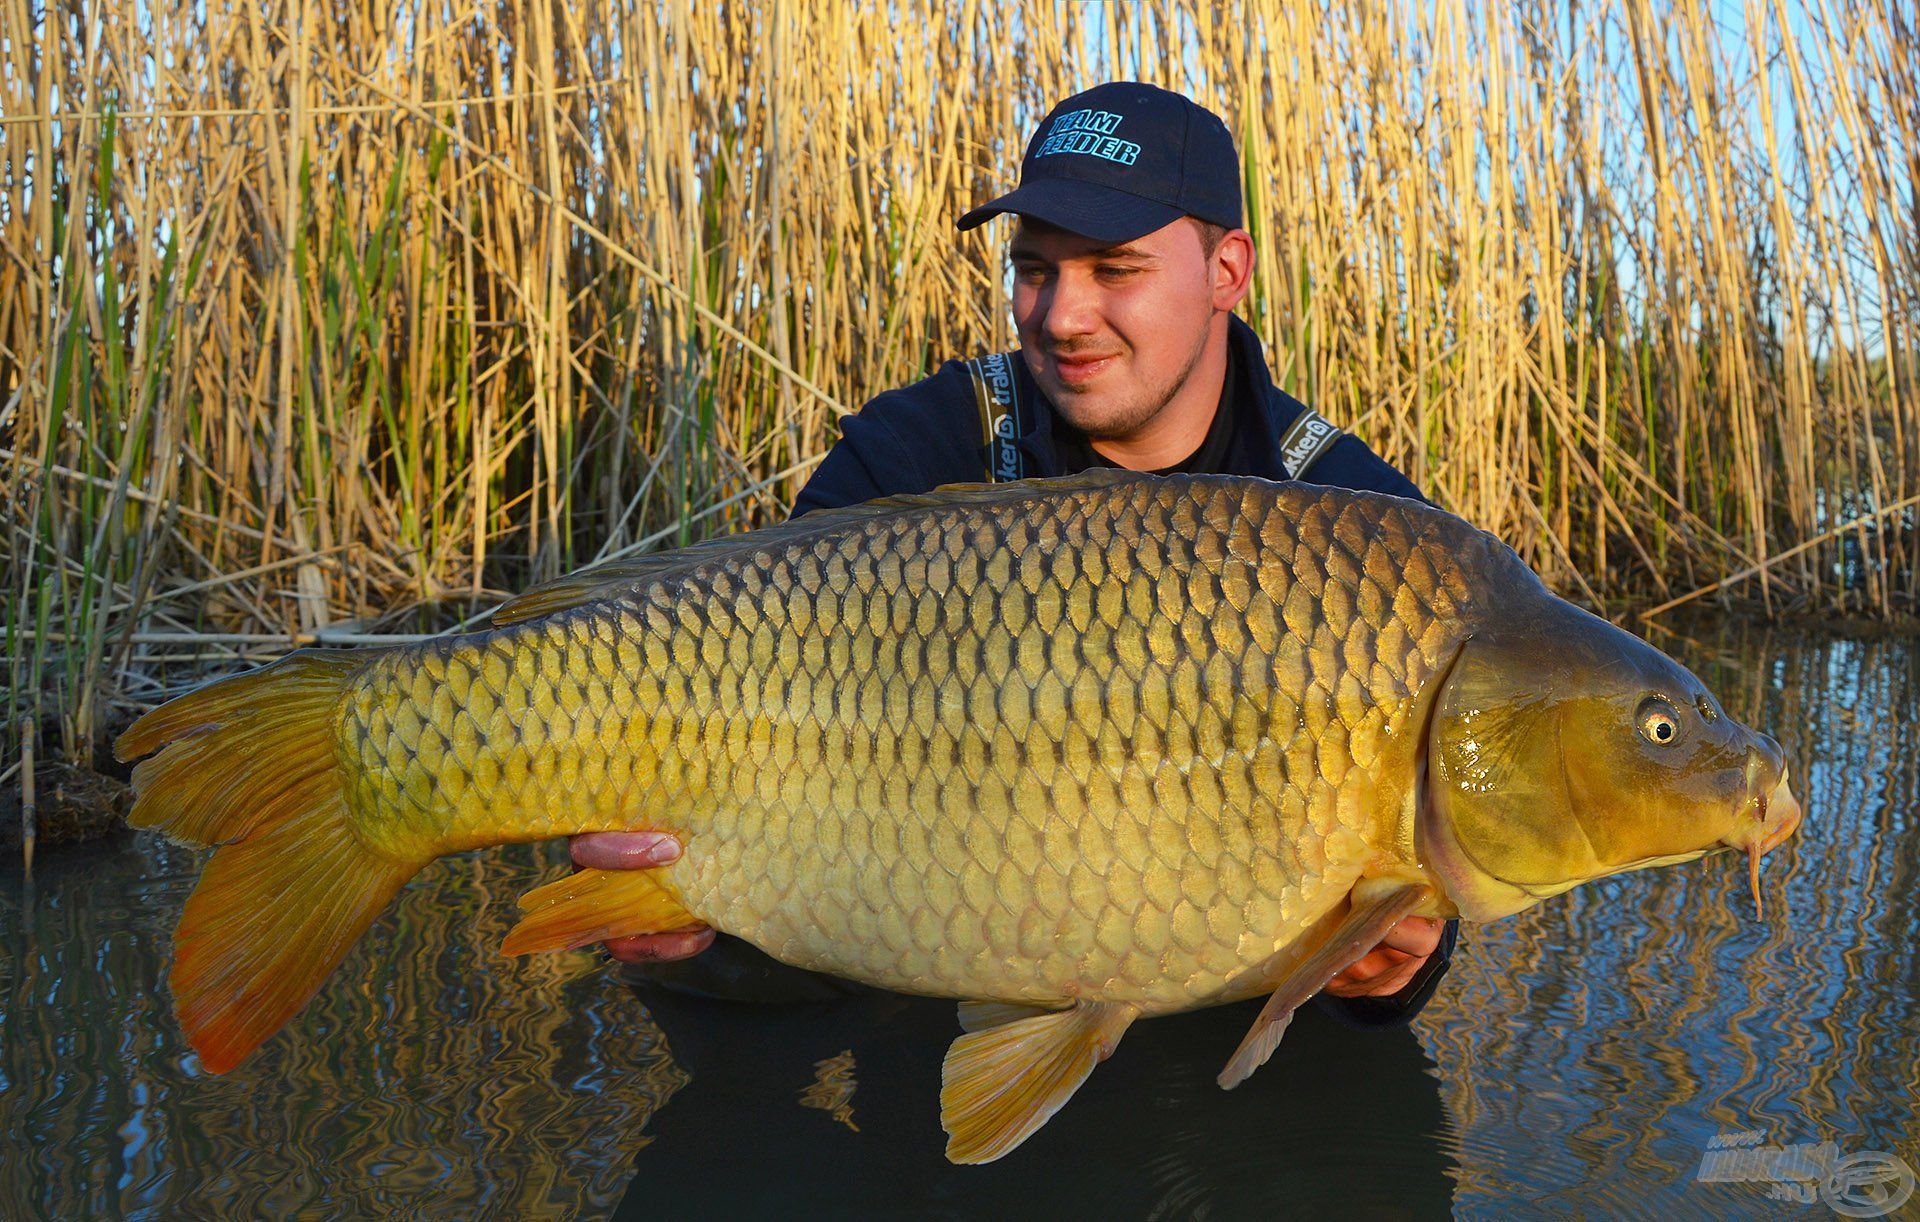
1322 922 1441 998
603 927 716 964
570 830 683 870
1376 916 1443 958
566 833 706 962
1323 949 1425 998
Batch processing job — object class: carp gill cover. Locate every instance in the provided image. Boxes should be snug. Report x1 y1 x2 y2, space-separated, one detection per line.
117 471 1803 1163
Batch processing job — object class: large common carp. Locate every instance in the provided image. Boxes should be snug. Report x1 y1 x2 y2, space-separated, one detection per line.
117 471 1801 1162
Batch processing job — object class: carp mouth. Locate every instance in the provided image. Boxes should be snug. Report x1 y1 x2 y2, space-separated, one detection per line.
1723 764 1803 919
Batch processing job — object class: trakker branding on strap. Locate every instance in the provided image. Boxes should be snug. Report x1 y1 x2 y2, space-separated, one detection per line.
1277 407 1343 481
966 352 1028 482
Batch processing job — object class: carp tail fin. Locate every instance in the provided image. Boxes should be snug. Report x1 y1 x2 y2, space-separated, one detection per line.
170 797 422 1073
116 649 366 847
115 649 429 1074
503 866 701 955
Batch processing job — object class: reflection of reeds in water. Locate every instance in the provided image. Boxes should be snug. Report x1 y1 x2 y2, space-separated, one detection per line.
1421 624 1920 1215
0 840 688 1215
799 1049 861 1133
2 1 1915 780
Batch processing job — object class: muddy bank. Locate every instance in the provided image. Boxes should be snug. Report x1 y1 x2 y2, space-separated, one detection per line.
1 763 132 853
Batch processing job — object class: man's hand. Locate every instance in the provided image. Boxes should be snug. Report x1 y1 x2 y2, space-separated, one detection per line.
569 832 715 964
1320 916 1443 999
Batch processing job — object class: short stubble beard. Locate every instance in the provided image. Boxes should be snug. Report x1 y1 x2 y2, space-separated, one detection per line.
1050 317 1214 442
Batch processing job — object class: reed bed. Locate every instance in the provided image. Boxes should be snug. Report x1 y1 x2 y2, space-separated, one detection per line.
2 0 1915 798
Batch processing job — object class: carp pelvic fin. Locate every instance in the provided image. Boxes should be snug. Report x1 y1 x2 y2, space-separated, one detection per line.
940 1000 1137 1165
956 1000 1059 1033
113 649 429 1074
1218 882 1432 1090
502 866 700 955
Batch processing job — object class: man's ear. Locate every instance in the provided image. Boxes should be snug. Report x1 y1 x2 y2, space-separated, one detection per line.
1211 229 1255 311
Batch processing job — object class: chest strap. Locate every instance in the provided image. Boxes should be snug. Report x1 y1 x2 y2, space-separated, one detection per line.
970 351 1345 484
965 352 1029 482
1277 406 1343 481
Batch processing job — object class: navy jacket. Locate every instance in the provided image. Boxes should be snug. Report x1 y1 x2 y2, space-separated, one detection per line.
788 314 1455 1029
796 315 1421 513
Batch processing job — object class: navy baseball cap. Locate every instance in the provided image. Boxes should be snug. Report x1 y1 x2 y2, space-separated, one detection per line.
956 82 1243 243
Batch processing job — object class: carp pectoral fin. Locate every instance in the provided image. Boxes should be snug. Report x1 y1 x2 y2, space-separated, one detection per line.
956 1000 1060 1033
940 1000 1137 1164
1217 883 1432 1090
501 867 700 955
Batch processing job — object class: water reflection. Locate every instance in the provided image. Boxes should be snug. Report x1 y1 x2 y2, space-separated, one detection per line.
0 842 684 1217
623 985 1455 1218
2 622 1917 1217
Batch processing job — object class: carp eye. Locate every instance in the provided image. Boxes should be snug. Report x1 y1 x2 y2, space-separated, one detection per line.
1637 697 1682 746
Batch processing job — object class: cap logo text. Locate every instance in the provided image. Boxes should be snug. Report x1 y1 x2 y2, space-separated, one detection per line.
1035 109 1141 166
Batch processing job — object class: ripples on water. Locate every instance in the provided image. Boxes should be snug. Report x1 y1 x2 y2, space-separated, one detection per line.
2 623 1917 1217
0 844 686 1216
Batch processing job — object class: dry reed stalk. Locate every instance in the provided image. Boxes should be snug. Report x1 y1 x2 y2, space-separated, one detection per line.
0 0 1913 775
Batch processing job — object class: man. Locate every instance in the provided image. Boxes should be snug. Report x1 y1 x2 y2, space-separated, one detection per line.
575 82 1455 1026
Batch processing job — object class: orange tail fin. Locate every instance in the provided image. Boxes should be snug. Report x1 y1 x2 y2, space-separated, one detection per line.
115 650 429 1073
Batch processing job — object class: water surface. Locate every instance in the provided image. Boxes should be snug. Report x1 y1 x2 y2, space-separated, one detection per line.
3 621 1916 1217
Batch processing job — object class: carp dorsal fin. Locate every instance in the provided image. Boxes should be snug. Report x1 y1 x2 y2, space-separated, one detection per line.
1217 881 1433 1089
941 999 1137 1164
501 866 701 955
489 470 1152 626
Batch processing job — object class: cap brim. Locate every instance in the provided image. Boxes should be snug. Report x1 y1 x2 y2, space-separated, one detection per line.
955 178 1185 243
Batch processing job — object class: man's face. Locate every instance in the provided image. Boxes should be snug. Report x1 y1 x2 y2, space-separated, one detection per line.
1009 217 1222 440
